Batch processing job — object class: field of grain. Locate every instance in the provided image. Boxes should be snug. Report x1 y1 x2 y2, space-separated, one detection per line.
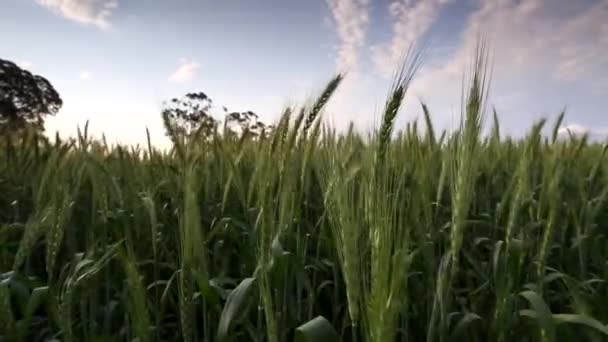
2 54 608 341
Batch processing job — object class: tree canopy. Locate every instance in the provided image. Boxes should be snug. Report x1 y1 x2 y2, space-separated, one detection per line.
161 91 271 145
0 58 62 134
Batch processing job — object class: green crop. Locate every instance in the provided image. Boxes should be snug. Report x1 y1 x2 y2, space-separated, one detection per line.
1 50 608 341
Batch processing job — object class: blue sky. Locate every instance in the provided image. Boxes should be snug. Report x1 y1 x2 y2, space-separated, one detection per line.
1 0 607 146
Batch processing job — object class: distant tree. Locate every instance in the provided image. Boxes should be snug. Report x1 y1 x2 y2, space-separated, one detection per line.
0 58 62 135
161 92 218 144
161 91 271 144
225 110 272 138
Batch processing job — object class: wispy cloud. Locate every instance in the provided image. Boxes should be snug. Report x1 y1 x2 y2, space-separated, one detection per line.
325 0 369 71
552 1 608 81
372 0 453 78
399 0 608 129
168 59 200 83
417 0 608 85
323 0 371 129
36 0 119 29
79 71 91 80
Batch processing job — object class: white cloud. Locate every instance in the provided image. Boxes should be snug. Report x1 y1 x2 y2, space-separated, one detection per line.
557 123 608 140
36 0 119 29
418 0 608 86
552 2 608 81
394 0 608 131
18 61 33 70
372 0 453 77
325 0 369 71
79 71 91 80
558 123 589 136
323 0 372 130
168 59 200 83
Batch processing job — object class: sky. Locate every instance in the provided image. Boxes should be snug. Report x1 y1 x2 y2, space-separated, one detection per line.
1 0 607 146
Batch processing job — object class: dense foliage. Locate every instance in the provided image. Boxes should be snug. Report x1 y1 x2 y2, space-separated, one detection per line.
1 54 608 341
0 58 62 134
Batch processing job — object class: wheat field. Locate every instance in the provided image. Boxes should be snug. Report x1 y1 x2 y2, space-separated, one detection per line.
1 51 608 341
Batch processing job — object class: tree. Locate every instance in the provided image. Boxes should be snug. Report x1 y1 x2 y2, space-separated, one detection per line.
161 91 271 144
161 92 218 144
225 110 272 137
0 58 62 134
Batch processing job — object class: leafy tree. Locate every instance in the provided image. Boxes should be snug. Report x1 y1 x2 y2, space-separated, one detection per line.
161 91 271 144
161 92 217 144
0 58 62 134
